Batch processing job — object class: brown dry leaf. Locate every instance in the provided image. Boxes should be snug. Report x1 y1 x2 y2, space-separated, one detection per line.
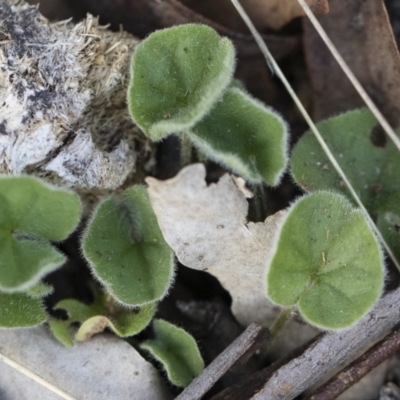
76 0 300 59
304 0 400 125
146 165 317 357
182 0 329 30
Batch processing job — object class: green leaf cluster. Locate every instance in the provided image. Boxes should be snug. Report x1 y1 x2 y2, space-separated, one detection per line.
0 176 81 328
291 108 400 261
0 178 176 351
45 186 175 348
50 292 156 347
128 24 288 186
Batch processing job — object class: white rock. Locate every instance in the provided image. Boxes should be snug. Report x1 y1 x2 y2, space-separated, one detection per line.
0 326 171 400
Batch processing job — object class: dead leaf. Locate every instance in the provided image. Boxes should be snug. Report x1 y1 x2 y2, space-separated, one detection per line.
76 0 300 59
147 164 276 326
182 0 329 31
146 165 317 357
0 326 171 400
304 0 400 125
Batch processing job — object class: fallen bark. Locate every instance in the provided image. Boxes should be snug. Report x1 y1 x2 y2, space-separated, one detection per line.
307 326 400 400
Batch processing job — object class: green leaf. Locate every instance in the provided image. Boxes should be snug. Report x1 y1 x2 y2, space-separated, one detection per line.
75 304 156 341
0 292 46 328
50 296 104 347
266 192 384 330
141 319 204 387
50 295 156 346
0 176 81 292
127 24 289 187
49 318 74 348
0 176 81 240
128 24 235 141
26 282 54 298
82 187 174 307
291 108 400 260
188 87 288 185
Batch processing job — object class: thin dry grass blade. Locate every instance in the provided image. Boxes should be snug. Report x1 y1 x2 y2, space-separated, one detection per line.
0 352 77 400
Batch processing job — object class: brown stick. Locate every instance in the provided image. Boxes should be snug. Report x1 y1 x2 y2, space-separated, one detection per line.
307 326 400 400
210 334 323 400
211 287 400 400
176 323 269 400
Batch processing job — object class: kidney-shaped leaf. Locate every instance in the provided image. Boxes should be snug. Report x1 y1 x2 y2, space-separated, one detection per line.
291 108 400 261
0 292 46 328
189 87 288 185
82 187 174 307
128 24 235 141
141 319 204 387
266 191 384 330
0 176 81 292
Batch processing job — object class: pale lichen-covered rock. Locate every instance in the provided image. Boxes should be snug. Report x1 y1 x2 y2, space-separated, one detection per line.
0 0 151 191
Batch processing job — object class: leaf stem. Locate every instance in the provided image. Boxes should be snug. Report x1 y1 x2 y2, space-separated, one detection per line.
180 133 193 167
269 308 294 344
253 183 268 222
258 308 294 358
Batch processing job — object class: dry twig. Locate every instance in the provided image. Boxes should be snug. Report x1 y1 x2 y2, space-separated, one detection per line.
176 323 269 400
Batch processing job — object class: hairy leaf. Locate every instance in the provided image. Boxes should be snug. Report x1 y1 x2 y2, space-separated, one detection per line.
50 295 156 347
0 176 81 291
266 191 384 330
82 187 174 307
128 24 235 141
189 87 288 185
0 292 46 328
291 108 400 260
141 319 204 387
26 282 53 298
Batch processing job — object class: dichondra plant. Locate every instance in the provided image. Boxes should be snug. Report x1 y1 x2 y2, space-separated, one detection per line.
50 292 156 347
0 21 392 392
128 24 235 141
291 108 400 262
0 176 81 292
0 176 81 328
82 186 175 307
128 24 288 186
265 191 384 330
0 172 203 386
